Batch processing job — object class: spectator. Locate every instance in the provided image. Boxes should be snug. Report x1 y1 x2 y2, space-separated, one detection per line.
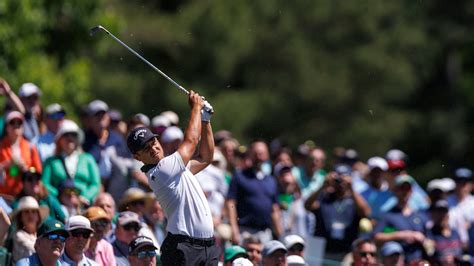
0 111 42 198
11 196 48 263
109 109 127 137
360 156 392 220
142 199 166 247
195 172 225 228
304 165 371 261
37 103 66 162
150 115 170 135
294 147 327 197
0 79 26 134
242 235 262 265
219 137 239 175
224 245 250 266
274 163 308 238
57 179 82 219
127 236 158 266
261 240 287 266
447 167 474 250
15 218 69 266
282 234 305 257
113 211 141 266
373 175 428 264
351 238 377 266
42 119 100 205
61 215 98 265
118 188 151 216
160 110 179 126
287 255 307 266
83 206 116 266
226 140 283 244
17 83 43 144
230 257 253 266
427 178 455 203
93 192 117 242
380 241 404 266
159 126 184 156
0 207 11 246
82 99 132 203
12 167 66 222
428 199 463 265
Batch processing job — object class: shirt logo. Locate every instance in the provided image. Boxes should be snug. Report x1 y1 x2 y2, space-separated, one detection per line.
134 129 147 140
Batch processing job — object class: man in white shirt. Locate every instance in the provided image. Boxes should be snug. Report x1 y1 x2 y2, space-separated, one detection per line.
127 91 217 265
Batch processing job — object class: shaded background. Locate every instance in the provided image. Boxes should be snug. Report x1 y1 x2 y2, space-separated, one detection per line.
1 0 473 183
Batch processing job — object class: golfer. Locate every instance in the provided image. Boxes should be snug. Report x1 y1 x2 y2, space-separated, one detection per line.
127 91 218 265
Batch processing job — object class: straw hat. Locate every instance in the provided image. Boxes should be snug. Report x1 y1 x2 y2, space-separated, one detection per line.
118 188 154 211
11 196 49 222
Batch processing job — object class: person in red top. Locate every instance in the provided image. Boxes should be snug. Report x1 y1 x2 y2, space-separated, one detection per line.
0 111 42 198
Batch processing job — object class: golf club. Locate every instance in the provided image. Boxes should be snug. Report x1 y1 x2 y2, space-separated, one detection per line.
90 25 213 113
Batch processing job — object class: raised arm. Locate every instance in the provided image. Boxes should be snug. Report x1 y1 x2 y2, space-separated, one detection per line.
177 91 204 166
0 79 26 114
189 121 214 175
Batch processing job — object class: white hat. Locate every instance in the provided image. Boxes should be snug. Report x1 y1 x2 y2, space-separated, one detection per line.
5 111 24 123
232 257 253 266
10 196 49 222
427 178 455 192
46 103 66 116
161 111 179 125
262 240 287 257
386 149 407 161
283 234 305 249
287 255 307 266
66 215 94 232
160 126 184 143
367 156 388 171
151 115 171 128
87 100 109 115
19 83 41 97
134 113 150 127
55 119 82 141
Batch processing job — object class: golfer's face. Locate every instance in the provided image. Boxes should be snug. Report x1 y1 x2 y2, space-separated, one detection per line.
135 138 163 164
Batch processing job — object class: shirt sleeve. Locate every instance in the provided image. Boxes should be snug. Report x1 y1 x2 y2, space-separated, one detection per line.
155 152 186 181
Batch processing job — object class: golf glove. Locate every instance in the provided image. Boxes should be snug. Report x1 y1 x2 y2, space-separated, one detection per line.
201 100 214 122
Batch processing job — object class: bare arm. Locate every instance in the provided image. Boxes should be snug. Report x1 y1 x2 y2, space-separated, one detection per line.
225 199 240 245
177 91 203 165
271 203 283 238
189 121 214 175
0 79 26 114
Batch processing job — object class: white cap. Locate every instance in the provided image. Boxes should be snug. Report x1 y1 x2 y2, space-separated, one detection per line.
87 100 109 115
151 115 171 128
427 178 455 192
134 113 150 127
232 258 253 266
287 255 307 266
161 110 179 125
367 156 388 171
66 215 94 232
55 120 81 140
5 111 24 122
386 149 407 161
160 126 184 143
19 83 41 97
283 234 305 249
262 240 287 257
46 103 65 116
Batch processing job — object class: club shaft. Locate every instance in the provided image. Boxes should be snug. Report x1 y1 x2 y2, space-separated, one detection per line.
101 28 189 95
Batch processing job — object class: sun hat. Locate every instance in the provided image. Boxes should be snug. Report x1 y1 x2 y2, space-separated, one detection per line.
19 83 41 97
118 187 154 211
10 196 49 222
83 206 110 222
224 245 249 262
66 215 94 232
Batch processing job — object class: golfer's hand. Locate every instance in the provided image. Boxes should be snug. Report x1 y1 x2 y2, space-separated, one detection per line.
201 100 214 122
188 90 204 110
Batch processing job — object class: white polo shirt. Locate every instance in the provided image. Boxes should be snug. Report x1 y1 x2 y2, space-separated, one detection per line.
145 152 214 238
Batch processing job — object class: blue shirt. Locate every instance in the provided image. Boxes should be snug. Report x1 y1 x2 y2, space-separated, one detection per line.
361 186 393 220
373 207 428 261
226 168 278 230
429 228 463 263
37 131 56 162
112 240 130 266
16 253 61 266
60 252 99 266
82 130 130 163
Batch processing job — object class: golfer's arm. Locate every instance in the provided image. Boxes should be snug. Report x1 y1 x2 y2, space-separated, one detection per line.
190 122 214 175
178 105 201 165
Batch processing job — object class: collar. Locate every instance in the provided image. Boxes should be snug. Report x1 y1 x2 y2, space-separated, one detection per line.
141 164 156 173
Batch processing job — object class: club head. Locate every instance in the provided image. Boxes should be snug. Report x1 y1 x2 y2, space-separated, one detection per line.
90 25 106 37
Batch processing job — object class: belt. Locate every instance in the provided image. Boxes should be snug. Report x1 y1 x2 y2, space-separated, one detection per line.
167 233 215 247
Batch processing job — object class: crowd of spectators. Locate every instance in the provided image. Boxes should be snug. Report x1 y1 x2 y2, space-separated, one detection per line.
0 78 473 266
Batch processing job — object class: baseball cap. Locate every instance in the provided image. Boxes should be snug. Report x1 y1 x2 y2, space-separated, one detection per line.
66 215 94 232
127 127 158 154
429 199 449 212
133 113 150 127
87 100 109 116
454 167 473 181
5 111 24 123
83 206 110 222
381 241 403 257
55 119 81 141
160 126 184 144
367 157 388 171
45 103 66 117
388 160 406 171
129 236 157 254
224 245 249 262
19 83 41 97
334 164 352 176
287 255 307 266
274 163 292 177
161 110 179 125
118 211 141 226
427 178 455 192
38 218 69 238
108 109 122 122
262 240 287 257
386 149 407 161
394 175 415 186
283 234 305 250
232 258 253 266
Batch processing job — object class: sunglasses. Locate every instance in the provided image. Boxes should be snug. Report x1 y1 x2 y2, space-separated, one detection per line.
288 245 304 252
9 120 23 127
70 230 92 238
137 250 157 259
48 112 65 120
47 233 67 242
91 219 110 228
123 223 140 232
359 252 376 257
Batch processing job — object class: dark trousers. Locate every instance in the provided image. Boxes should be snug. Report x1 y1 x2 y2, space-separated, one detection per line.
160 233 219 266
